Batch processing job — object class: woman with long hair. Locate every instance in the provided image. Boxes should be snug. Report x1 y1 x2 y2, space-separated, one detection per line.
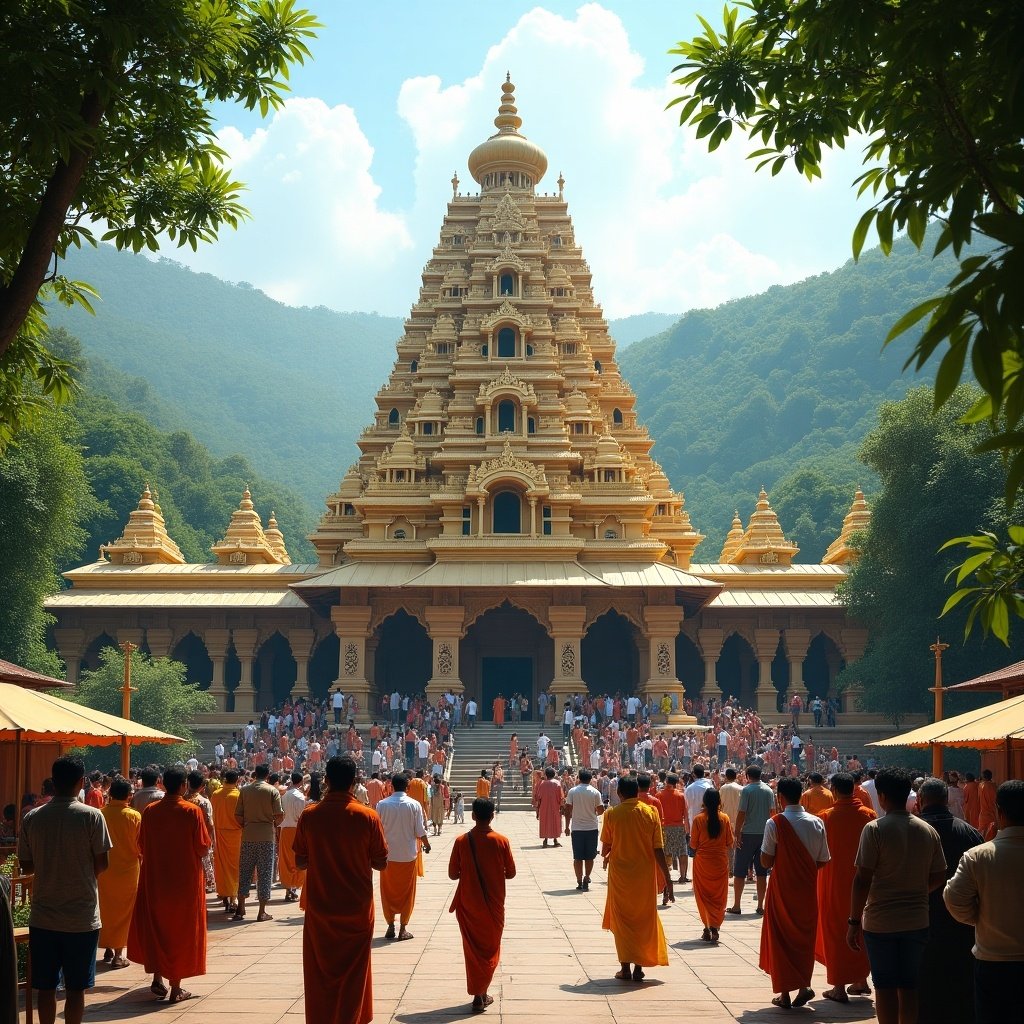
690 787 734 942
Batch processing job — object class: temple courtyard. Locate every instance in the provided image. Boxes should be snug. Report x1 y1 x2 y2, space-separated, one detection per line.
39 810 877 1024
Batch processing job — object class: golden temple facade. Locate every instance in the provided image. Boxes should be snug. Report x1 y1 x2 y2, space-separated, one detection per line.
46 80 872 724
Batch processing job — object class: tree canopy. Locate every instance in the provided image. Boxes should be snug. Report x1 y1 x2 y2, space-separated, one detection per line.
0 0 318 444
670 1 1024 637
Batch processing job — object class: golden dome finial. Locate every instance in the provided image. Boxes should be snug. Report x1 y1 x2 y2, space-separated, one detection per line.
451 171 459 196
823 488 872 565
467 75 548 187
558 171 565 196
494 76 522 134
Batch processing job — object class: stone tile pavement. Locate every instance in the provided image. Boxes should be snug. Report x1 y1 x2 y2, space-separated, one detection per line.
24 812 877 1023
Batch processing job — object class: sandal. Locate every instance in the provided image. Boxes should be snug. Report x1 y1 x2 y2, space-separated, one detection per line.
232 910 246 921
631 966 645 983
710 928 719 943
771 995 791 1009
701 928 711 942
150 981 169 999
471 993 494 1012
614 969 632 981
168 989 194 1003
792 988 814 1008
111 956 131 969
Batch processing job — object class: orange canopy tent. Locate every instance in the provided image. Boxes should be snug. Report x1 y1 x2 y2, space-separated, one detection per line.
0 682 184 827
868 692 1024 781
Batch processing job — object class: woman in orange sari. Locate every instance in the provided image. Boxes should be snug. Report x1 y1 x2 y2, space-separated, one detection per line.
690 787 734 943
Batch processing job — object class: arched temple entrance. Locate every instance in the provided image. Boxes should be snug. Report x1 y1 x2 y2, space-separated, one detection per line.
461 602 551 720
717 633 756 707
804 632 844 700
80 632 116 675
171 632 213 689
374 610 431 698
675 633 705 705
253 632 297 710
582 611 640 696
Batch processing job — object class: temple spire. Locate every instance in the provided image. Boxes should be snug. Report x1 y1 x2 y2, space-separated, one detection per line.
211 489 286 565
728 488 799 565
100 484 185 565
719 511 744 562
822 488 871 565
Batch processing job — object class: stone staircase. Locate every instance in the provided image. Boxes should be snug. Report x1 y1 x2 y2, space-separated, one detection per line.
448 721 551 812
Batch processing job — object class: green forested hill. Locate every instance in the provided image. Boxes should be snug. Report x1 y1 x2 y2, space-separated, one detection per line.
620 234 959 559
609 313 679 348
48 243 405 510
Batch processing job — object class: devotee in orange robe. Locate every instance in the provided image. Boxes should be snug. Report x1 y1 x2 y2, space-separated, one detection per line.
98 777 141 968
278 771 307 902
492 694 505 728
690 788 734 942
799 773 835 817
376 773 430 940
448 796 517 1012
758 776 831 1009
962 773 980 828
127 767 210 1004
294 755 388 1024
600 774 673 982
977 770 998 838
534 766 564 847
210 769 242 913
814 773 875 1002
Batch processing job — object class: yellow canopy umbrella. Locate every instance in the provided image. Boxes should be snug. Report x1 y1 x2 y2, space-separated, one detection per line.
0 682 184 828
868 692 1024 780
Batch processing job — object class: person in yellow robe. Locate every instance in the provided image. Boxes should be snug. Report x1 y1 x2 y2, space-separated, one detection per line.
210 769 243 913
600 774 673 982
99 777 141 968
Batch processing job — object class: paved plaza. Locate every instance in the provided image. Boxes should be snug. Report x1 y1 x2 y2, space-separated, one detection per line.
34 811 878 1024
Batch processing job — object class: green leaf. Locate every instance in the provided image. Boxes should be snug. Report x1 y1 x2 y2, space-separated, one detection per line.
884 297 942 344
940 587 980 616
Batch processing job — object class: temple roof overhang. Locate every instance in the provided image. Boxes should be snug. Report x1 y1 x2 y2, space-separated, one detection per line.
44 590 309 610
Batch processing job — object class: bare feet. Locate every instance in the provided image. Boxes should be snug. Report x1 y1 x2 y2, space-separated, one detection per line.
792 988 814 1008
631 966 645 983
823 987 849 1003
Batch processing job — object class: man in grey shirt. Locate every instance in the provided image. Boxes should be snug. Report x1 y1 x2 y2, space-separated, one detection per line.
131 765 163 813
18 755 111 1024
728 764 775 916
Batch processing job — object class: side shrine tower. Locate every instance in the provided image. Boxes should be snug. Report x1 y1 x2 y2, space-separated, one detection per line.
47 78 874 728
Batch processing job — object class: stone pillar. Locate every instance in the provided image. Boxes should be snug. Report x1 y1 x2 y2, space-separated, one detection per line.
52 627 86 685
145 627 174 660
231 628 260 715
424 606 466 699
547 606 587 702
204 628 232 712
641 607 695 724
331 606 373 717
477 497 486 537
289 628 316 700
839 628 869 714
696 627 725 703
783 627 812 706
753 627 782 716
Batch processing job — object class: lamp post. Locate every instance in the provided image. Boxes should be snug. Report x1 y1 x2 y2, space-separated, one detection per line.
119 640 138 777
929 636 949 778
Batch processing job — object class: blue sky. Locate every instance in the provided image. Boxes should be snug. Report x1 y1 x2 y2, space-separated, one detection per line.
167 2 872 318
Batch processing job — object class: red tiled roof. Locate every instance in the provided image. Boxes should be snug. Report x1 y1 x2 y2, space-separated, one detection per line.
0 658 71 689
947 659 1024 693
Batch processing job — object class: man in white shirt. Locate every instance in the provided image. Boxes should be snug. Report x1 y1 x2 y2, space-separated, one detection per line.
332 688 344 724
563 768 605 891
416 736 430 770
372 746 384 772
790 732 803 766
375 774 431 940
684 764 715 835
626 695 639 724
719 767 744 873
213 739 225 765
466 699 478 728
590 747 602 771
390 689 401 725
717 728 730 767
279 771 307 901
861 769 883 817
537 731 550 760
562 704 574 740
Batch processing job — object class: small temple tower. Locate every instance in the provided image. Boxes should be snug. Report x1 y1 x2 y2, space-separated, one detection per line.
100 485 185 565
727 489 799 566
822 489 871 565
211 489 289 565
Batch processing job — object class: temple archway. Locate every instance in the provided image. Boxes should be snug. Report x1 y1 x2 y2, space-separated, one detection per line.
492 489 522 534
80 631 116 675
375 610 431 698
461 602 551 720
582 611 640 696
717 632 757 706
224 648 241 712
675 633 705 704
772 636 791 712
804 632 845 700
253 632 296 709
309 634 339 699
171 632 213 690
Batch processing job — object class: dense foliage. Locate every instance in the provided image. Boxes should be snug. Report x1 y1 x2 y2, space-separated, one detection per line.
0 0 318 443
839 387 1024 723
621 234 957 557
669 0 1024 635
66 647 216 768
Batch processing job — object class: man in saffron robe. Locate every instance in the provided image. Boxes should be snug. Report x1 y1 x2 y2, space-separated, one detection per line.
977 769 998 838
492 693 505 728
127 767 210 1004
407 770 429 821
600 774 673 982
449 797 516 1012
759 775 830 1009
210 769 243 913
98 777 141 968
294 756 388 1024
278 771 307 902
533 766 564 847
376 774 430 940
814 773 875 1003
963 772 980 828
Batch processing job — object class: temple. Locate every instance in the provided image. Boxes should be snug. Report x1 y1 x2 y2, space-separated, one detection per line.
46 79 875 727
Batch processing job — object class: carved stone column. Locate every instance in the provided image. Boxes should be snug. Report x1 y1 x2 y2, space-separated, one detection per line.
548 606 587 701
145 627 174 660
783 627 812 706
231 628 260 716
52 627 86 686
839 627 869 713
641 607 695 723
331 606 374 717
753 627 782 715
424 606 466 700
204 628 232 712
289 628 317 700
696 627 725 703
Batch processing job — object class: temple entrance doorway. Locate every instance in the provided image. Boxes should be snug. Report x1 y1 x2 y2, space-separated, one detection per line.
481 658 532 722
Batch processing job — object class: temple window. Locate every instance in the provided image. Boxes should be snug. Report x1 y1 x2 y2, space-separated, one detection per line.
423 422 433 435
410 360 418 373
388 408 400 426
452 235 464 246
594 360 602 373
527 416 536 435
571 422 584 434
343 503 355 516
395 470 406 482
604 529 618 539
499 273 515 296
462 506 472 537
482 344 489 356
492 490 522 534
393 528 407 540
497 400 516 433
552 236 562 247
542 505 552 536
656 504 666 516
613 407 623 425
604 470 616 482
497 327 516 358
525 344 533 357
436 342 455 354
475 416 484 435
